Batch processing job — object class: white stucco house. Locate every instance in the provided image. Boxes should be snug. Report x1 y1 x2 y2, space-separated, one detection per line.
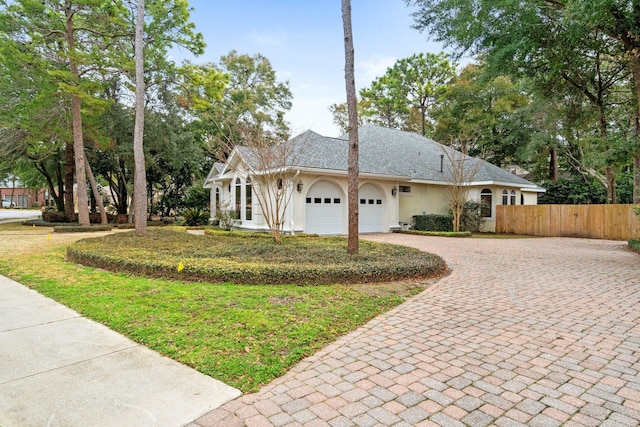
204 125 544 234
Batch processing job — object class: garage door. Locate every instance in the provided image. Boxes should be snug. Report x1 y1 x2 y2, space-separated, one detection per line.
359 184 385 233
305 181 344 235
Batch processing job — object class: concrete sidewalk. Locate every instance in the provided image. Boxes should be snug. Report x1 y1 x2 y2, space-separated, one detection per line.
0 275 240 427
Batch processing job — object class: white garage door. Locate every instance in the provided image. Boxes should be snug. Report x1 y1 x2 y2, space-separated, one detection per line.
305 181 344 235
359 184 385 233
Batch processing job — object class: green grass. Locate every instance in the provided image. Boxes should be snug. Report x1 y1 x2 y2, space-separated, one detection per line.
0 224 443 392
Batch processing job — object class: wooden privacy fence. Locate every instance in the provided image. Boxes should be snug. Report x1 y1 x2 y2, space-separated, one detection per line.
496 204 640 240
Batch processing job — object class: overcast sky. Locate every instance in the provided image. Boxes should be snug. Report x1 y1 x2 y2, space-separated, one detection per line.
175 0 448 137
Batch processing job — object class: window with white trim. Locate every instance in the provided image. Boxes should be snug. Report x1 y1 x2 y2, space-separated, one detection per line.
481 188 492 218
245 178 252 221
235 178 241 216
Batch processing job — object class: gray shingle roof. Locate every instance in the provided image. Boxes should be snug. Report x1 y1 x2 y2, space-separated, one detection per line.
286 125 536 187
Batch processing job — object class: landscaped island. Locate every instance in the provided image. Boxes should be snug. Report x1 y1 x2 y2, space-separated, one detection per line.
66 228 447 285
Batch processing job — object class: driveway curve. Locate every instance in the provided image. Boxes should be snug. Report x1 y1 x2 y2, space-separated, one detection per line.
193 235 640 427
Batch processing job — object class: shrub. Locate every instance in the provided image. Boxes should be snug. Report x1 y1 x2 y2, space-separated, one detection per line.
42 208 73 223
54 225 112 233
88 213 116 223
411 214 453 232
66 229 447 285
630 239 640 253
395 230 471 237
182 207 210 226
460 201 483 232
215 207 237 230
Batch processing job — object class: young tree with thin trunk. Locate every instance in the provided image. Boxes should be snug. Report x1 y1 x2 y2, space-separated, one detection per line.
232 127 304 244
342 0 359 254
440 144 481 232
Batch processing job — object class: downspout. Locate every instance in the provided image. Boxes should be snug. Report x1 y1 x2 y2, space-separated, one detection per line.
290 170 300 235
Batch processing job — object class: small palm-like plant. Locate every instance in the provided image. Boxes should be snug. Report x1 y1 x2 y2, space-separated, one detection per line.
183 207 210 226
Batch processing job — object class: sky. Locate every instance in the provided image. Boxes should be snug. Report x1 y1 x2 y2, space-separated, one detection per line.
175 0 449 137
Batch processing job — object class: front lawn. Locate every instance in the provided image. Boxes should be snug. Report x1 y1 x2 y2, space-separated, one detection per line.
0 224 445 392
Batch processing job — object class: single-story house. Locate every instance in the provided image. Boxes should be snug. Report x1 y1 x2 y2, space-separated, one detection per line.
0 185 50 209
204 125 544 234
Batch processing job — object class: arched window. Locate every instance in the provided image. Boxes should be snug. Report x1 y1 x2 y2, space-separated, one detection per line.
235 178 241 216
480 188 492 218
502 189 509 205
245 177 252 221
510 190 516 205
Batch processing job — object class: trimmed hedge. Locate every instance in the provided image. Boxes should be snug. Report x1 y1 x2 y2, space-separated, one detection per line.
41 209 116 223
394 230 472 238
411 214 453 232
54 225 112 233
67 229 447 285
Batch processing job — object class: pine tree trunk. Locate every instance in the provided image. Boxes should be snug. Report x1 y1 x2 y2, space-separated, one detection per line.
342 0 359 254
65 2 90 226
133 0 147 236
549 145 558 182
64 141 74 219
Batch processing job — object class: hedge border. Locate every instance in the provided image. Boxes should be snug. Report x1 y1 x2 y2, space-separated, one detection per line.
66 230 448 286
394 230 472 238
54 225 112 233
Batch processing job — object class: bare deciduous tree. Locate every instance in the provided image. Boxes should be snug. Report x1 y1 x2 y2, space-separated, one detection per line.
228 126 303 244
441 144 481 232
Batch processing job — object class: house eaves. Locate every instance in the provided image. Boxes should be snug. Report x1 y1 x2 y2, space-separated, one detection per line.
296 166 411 181
522 186 547 193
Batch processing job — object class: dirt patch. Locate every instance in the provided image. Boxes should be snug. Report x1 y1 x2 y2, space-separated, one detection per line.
0 223 124 257
351 271 449 298
269 295 303 305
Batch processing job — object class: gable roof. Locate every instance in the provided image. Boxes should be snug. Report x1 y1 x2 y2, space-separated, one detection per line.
210 125 541 189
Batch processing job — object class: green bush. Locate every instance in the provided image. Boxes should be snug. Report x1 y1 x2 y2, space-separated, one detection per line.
54 225 112 233
629 239 640 253
67 229 447 285
460 201 483 232
182 207 210 226
42 208 73 223
411 214 453 232
395 230 472 237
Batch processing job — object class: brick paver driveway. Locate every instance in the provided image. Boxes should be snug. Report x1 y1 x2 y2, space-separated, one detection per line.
192 235 640 427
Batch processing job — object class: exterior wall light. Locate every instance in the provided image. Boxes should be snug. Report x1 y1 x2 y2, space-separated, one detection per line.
297 181 304 193
391 186 397 197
